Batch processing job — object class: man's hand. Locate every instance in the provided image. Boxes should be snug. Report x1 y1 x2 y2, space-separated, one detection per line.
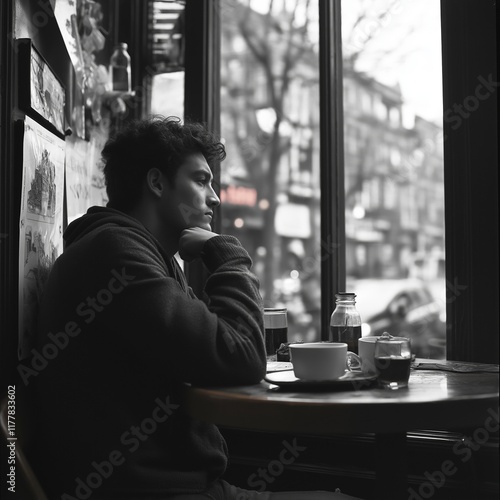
179 227 218 261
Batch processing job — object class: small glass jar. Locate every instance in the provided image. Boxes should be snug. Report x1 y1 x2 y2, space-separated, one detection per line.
329 292 362 354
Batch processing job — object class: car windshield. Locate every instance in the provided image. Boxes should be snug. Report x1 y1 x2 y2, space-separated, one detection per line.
347 279 426 320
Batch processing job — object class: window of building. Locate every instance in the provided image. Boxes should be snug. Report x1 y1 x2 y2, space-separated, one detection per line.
359 89 372 114
373 94 387 121
389 106 401 126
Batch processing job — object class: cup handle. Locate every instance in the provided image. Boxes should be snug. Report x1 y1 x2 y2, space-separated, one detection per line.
346 351 362 371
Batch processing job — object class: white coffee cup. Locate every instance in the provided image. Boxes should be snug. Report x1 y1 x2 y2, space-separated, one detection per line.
358 336 381 375
289 342 361 380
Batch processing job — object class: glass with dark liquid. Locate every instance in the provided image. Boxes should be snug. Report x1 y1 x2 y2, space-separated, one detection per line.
264 308 288 360
374 333 411 389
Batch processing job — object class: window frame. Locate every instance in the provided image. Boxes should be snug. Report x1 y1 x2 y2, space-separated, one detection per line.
440 0 499 363
182 0 222 298
318 0 346 340
0 0 17 383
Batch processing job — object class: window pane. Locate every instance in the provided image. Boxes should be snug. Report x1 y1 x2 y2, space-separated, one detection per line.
342 0 446 359
220 0 321 344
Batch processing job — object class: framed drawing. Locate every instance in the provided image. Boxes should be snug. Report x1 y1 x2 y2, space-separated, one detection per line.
18 116 65 358
17 38 66 136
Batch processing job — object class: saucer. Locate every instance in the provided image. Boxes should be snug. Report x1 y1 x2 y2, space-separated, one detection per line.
266 361 293 373
264 370 377 390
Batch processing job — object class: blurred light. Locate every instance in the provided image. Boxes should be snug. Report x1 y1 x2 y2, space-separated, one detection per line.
259 199 270 210
290 270 299 279
288 239 305 258
256 246 266 257
255 107 276 134
361 323 371 337
353 205 366 219
234 218 244 228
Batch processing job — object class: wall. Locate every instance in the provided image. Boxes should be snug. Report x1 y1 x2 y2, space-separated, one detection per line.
1 0 114 383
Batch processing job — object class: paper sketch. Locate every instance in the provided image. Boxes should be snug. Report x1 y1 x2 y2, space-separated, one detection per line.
19 116 65 359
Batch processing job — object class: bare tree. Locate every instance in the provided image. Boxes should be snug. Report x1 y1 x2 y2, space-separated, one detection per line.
343 0 417 72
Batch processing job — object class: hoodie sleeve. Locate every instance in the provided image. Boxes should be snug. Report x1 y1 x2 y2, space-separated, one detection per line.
91 228 266 387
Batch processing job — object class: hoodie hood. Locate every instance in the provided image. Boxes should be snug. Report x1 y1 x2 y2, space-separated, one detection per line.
64 206 148 247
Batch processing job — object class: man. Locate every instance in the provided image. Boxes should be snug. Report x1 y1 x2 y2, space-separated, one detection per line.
29 117 360 499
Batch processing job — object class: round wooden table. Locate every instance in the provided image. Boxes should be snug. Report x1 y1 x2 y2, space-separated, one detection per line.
183 361 499 499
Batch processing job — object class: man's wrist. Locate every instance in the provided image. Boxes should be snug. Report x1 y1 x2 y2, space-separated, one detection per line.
201 235 250 271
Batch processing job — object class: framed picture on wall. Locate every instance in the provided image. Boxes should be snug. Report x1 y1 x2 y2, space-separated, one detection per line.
17 39 66 136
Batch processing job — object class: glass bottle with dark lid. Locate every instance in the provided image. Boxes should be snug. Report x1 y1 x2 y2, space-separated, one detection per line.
110 42 131 92
329 292 362 354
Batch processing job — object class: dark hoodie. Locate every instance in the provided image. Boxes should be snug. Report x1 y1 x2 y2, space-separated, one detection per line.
28 206 266 499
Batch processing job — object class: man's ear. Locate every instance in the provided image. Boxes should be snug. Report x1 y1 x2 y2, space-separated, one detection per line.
145 168 165 199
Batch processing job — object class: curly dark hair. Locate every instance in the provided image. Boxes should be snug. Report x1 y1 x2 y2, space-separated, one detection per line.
102 116 226 211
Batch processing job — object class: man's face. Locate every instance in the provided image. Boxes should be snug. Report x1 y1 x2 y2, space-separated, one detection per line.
160 152 220 233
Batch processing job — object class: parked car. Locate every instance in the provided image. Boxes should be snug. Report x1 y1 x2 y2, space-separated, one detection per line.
346 278 446 359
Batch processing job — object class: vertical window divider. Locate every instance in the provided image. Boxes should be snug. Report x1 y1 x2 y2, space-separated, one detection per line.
0 0 18 379
183 0 221 297
319 0 346 340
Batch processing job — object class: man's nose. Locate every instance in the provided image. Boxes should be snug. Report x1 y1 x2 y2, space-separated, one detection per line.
207 185 220 207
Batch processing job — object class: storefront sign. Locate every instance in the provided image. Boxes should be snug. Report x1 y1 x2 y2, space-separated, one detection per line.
220 185 257 207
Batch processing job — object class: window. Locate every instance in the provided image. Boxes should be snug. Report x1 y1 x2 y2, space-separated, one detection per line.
209 0 497 364
342 0 446 358
383 178 396 209
148 0 186 118
218 0 446 358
